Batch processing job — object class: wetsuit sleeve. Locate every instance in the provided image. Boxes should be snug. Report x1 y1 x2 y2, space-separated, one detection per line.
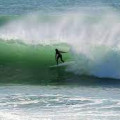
60 51 67 53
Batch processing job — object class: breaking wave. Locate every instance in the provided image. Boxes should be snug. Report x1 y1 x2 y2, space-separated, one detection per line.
0 7 120 80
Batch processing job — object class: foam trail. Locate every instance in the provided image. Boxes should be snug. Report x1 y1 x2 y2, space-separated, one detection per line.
0 8 120 78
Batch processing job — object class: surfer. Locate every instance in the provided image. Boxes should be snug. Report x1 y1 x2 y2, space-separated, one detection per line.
55 49 66 65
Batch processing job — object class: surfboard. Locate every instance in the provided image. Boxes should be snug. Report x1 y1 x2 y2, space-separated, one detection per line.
49 61 74 68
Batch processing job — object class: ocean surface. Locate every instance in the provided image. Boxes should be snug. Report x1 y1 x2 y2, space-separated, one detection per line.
0 0 120 120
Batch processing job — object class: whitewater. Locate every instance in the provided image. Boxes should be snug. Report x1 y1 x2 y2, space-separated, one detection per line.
1 85 120 120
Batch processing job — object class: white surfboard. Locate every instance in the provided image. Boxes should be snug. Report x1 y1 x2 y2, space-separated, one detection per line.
50 61 74 68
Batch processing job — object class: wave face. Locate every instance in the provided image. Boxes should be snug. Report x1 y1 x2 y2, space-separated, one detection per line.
0 6 120 82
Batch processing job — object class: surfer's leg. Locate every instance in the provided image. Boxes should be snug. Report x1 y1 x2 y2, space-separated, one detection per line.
60 55 64 63
56 56 59 65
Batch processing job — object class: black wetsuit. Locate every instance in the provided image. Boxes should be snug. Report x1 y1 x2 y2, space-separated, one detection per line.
56 50 64 65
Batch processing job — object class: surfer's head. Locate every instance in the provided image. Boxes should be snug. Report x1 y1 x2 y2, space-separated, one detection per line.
55 49 58 52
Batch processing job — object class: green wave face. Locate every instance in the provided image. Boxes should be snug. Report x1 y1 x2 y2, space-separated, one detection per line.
0 40 73 85
0 16 77 85
0 40 119 86
0 40 70 66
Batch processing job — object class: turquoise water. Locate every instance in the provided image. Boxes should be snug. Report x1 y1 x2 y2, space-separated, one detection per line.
0 0 120 120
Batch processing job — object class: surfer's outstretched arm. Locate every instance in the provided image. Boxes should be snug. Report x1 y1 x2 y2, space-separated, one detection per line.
59 51 67 53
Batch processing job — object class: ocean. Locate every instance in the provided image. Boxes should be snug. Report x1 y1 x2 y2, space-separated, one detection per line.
0 0 120 119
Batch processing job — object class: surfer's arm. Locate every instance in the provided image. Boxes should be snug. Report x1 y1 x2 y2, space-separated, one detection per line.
59 51 67 53
60 51 67 53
